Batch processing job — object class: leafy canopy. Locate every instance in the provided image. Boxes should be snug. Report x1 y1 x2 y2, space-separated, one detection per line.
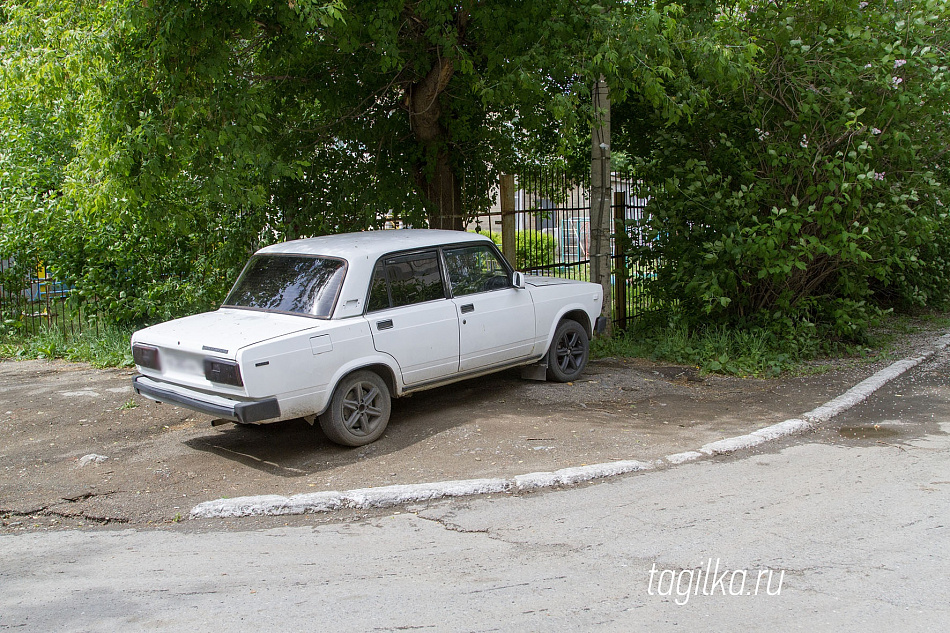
620 0 950 341
2 0 713 323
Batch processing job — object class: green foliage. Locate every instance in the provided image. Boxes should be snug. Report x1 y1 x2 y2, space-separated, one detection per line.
0 323 134 368
4 0 680 323
0 0 258 323
10 0 943 344
592 314 833 376
476 230 558 270
621 0 950 341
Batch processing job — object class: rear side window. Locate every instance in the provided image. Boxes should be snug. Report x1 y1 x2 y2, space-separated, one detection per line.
367 251 445 311
224 255 345 318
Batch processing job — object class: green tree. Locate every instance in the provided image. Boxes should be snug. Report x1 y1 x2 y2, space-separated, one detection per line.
0 0 272 321
97 0 593 232
620 0 950 340
98 0 720 231
1 0 738 323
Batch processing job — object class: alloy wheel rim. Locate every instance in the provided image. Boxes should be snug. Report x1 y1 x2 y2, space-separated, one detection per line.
341 382 383 436
556 331 583 372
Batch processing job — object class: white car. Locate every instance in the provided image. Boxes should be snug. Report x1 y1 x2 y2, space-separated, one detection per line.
132 230 605 446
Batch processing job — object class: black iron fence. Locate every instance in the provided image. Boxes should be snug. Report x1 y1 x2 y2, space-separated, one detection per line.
0 259 100 339
470 168 662 330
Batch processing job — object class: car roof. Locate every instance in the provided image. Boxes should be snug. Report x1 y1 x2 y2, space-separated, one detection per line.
257 229 493 260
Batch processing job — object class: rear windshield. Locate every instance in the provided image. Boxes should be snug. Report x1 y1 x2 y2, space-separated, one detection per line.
223 255 346 318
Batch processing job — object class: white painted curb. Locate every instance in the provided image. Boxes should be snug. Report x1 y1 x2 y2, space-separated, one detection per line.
193 479 511 519
191 332 950 520
688 332 950 460
513 460 654 491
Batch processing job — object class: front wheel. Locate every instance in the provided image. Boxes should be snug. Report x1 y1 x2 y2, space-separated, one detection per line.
546 320 590 382
319 371 391 447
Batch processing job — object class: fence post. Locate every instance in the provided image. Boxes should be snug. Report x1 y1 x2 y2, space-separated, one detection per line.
590 77 613 335
500 174 517 269
613 191 628 328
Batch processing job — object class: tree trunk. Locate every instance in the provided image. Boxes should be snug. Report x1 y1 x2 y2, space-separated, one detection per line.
409 56 464 230
419 149 463 230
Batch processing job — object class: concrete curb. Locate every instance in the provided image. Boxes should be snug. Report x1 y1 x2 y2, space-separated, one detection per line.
190 332 950 520
192 478 512 518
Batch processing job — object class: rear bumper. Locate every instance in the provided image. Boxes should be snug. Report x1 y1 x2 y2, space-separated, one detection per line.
132 375 281 424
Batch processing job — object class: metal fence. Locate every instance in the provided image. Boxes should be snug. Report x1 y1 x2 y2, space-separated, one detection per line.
0 259 99 338
469 168 661 329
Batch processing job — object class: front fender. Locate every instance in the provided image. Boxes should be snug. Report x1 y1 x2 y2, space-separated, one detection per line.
541 303 599 353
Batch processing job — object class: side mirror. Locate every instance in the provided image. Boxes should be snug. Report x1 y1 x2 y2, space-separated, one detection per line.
512 271 526 289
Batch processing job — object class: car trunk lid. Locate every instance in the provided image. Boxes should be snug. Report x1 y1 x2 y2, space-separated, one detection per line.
132 308 321 394
136 308 321 356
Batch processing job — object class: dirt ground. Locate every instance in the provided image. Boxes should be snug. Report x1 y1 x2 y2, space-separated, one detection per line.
1 323 947 533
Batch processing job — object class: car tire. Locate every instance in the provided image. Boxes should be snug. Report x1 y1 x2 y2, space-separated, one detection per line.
319 370 392 447
546 319 590 382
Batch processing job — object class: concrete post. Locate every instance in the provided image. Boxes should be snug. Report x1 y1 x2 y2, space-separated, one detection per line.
590 77 613 335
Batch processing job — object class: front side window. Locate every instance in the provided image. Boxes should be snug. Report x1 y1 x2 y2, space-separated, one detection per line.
366 251 445 312
224 255 345 318
443 244 512 297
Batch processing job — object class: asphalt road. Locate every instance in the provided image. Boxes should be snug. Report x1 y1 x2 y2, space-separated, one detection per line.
1 347 948 632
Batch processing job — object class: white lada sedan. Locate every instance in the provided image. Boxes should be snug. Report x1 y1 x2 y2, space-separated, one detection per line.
132 230 605 446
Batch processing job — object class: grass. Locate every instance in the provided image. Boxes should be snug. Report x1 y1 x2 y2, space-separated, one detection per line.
593 323 801 377
914 313 950 328
595 320 848 377
593 310 950 377
0 322 135 368
876 312 950 337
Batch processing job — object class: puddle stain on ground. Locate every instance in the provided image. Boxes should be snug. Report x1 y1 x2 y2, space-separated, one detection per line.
838 425 904 439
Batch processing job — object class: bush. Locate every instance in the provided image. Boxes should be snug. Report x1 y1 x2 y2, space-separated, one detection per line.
626 0 950 342
476 230 558 270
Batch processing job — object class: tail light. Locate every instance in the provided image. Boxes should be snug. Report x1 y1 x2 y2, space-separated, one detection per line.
132 344 161 370
204 358 244 387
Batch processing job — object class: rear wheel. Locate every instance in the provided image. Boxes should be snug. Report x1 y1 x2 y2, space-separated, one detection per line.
546 320 590 382
319 371 391 447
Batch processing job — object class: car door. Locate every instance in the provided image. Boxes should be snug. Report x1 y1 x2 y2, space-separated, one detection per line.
443 244 536 372
366 250 460 385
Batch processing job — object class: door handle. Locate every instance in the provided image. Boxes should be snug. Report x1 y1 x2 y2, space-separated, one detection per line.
376 319 394 330
460 304 475 314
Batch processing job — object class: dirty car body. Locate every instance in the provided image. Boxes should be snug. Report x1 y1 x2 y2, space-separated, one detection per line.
132 230 604 446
